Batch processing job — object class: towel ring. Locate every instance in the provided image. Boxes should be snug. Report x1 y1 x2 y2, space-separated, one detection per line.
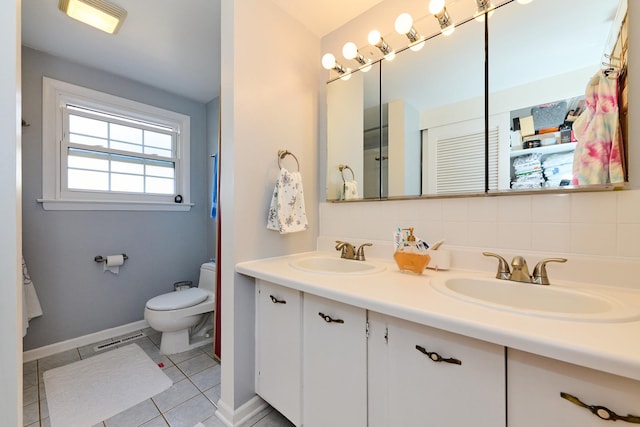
338 164 355 183
277 150 300 171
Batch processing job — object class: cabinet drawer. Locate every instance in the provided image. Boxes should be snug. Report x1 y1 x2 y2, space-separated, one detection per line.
508 349 640 427
255 280 302 426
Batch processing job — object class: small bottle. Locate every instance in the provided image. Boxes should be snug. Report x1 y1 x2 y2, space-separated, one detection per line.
393 228 431 275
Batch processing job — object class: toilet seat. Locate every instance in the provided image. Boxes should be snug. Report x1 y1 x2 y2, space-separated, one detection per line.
146 288 208 311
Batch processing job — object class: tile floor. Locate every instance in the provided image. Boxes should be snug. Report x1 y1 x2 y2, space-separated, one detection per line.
23 328 294 427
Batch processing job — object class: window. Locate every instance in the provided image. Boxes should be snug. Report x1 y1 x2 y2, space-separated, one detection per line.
41 77 191 211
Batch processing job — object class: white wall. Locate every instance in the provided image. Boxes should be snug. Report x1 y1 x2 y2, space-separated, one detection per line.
218 0 319 423
0 0 22 424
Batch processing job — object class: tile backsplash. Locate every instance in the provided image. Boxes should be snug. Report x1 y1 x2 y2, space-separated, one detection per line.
320 190 640 259
319 189 640 287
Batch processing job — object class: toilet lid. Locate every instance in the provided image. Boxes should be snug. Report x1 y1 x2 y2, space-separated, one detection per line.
146 288 209 311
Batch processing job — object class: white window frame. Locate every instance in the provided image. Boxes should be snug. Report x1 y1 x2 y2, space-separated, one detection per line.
40 77 191 211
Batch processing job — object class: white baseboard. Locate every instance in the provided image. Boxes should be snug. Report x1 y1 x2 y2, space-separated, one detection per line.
23 319 150 363
215 395 268 427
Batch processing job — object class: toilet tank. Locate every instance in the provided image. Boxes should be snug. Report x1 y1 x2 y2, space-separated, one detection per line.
198 262 216 292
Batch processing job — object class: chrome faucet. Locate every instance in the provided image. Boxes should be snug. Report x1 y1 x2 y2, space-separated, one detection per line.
335 241 356 259
482 252 510 280
356 243 372 261
483 252 567 285
509 255 531 283
335 241 372 261
531 258 567 285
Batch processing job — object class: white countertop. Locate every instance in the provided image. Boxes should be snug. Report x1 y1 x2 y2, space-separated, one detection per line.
236 251 640 381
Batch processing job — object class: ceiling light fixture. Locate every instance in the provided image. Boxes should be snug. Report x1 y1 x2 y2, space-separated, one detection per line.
394 13 425 52
342 42 373 72
58 0 127 34
429 0 455 36
368 29 395 61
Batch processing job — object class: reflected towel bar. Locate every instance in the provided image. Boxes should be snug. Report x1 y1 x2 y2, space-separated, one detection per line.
338 164 355 183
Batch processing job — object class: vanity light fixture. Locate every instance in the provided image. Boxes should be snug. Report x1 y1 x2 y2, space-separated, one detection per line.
58 0 127 34
394 13 425 52
474 0 494 22
368 29 395 61
342 42 373 72
516 0 533 4
322 53 352 80
322 53 346 74
428 0 455 36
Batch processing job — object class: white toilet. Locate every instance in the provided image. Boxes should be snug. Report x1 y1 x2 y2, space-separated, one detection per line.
144 262 216 355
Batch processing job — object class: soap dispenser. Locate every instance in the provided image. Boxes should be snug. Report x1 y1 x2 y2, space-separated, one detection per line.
393 227 431 275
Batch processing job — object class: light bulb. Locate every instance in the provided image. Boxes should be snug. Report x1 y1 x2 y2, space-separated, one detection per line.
429 0 445 15
342 42 358 60
340 71 352 81
442 24 455 36
361 63 373 73
321 53 336 70
384 51 396 61
516 0 533 3
368 29 381 46
394 13 414 35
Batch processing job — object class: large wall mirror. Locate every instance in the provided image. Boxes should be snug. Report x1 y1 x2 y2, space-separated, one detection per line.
326 0 628 201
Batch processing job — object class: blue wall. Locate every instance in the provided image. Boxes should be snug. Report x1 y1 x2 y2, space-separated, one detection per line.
21 46 212 350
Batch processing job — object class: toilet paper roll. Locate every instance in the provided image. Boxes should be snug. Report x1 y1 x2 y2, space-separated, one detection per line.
103 254 125 275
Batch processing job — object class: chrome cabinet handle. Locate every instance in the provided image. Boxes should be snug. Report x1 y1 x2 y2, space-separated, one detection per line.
318 312 344 324
415 345 462 365
561 392 640 423
269 295 286 304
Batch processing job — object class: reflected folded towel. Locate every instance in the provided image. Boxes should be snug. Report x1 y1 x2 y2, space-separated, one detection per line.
542 152 574 168
267 168 309 234
342 180 359 200
22 256 43 337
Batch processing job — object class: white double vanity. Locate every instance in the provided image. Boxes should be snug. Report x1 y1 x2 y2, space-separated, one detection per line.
237 250 640 427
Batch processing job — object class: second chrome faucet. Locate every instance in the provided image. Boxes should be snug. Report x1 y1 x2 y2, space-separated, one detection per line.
335 241 372 261
483 252 567 285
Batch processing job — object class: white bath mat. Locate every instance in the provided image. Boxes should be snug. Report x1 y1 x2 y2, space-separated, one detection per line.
44 343 172 427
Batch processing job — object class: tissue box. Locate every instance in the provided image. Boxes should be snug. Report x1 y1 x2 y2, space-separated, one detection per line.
426 249 451 270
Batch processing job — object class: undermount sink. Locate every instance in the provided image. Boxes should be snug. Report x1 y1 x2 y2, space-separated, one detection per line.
289 256 386 275
431 276 640 323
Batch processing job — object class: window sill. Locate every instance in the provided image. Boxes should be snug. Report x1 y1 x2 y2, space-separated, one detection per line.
37 199 194 211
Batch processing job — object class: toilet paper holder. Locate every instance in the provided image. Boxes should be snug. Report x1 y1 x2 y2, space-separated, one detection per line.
94 254 128 263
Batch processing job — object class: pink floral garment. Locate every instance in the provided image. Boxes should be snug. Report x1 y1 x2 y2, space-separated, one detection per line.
571 71 625 185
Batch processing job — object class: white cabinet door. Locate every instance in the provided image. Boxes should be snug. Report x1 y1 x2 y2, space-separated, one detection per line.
508 349 640 427
255 280 302 426
303 293 367 427
383 315 506 427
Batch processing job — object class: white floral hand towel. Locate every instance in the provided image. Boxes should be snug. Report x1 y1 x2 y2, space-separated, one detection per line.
342 180 359 200
267 168 309 234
